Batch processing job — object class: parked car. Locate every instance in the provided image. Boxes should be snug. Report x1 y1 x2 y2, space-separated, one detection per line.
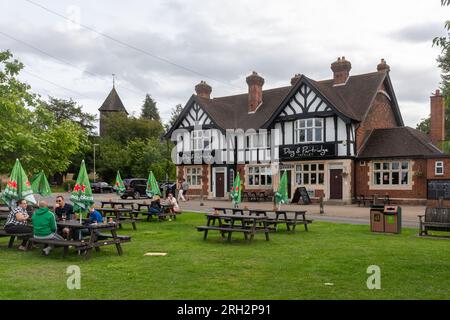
91 182 114 193
159 181 176 195
121 178 147 199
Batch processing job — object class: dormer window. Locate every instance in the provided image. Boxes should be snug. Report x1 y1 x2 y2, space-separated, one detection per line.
294 118 323 143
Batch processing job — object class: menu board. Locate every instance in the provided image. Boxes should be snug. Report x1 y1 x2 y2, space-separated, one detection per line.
292 187 311 204
427 180 450 200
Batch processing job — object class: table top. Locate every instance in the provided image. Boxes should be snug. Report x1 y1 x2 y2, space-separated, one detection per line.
97 207 132 212
57 220 116 229
206 213 267 220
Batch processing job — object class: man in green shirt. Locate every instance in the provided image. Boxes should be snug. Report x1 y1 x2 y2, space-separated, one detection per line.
32 201 64 256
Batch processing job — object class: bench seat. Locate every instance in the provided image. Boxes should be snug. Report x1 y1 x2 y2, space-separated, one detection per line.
0 229 33 248
196 226 254 233
419 207 450 236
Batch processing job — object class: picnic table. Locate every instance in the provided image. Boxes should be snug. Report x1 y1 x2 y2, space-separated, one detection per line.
197 213 270 242
213 207 245 215
97 207 140 230
100 200 135 209
272 210 312 232
29 220 130 259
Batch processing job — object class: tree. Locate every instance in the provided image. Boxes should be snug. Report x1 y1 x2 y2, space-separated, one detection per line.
166 103 184 131
0 50 88 175
41 97 97 135
140 94 161 121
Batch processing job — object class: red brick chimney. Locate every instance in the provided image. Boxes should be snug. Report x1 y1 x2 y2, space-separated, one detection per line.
195 80 212 99
246 71 264 113
377 58 390 72
331 56 351 86
430 89 445 148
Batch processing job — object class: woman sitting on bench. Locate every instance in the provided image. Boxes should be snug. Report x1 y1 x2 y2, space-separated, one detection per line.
149 195 163 216
167 193 181 214
4 199 33 251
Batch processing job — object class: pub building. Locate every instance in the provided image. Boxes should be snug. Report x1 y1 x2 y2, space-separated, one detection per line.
165 57 450 205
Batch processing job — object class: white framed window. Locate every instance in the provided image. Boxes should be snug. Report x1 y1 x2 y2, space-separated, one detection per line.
248 166 272 186
373 161 410 186
435 161 444 176
186 167 202 186
295 163 324 185
191 130 211 151
294 118 323 143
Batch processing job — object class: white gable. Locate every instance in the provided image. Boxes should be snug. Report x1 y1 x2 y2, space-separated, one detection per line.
279 83 332 117
178 103 213 128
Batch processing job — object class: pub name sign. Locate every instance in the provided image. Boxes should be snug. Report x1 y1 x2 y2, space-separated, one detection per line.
279 143 336 160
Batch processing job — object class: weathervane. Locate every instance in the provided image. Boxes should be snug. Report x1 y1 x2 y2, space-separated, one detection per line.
112 73 115 88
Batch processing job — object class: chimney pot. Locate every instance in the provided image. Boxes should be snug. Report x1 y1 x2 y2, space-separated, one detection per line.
377 58 390 72
331 56 351 86
195 80 212 99
246 71 264 112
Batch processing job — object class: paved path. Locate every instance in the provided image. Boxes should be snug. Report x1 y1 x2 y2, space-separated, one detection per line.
46 192 422 228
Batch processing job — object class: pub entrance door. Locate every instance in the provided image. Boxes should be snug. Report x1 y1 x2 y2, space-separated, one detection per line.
329 169 343 199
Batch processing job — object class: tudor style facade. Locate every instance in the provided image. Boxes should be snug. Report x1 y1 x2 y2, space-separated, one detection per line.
165 57 450 205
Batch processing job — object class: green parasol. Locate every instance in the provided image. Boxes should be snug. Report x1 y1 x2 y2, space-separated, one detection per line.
31 170 52 197
70 160 94 218
114 170 126 196
146 171 161 198
230 172 241 207
1 159 36 207
274 170 289 209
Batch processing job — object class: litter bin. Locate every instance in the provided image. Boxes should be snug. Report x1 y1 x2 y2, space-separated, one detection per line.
370 205 385 233
383 206 401 234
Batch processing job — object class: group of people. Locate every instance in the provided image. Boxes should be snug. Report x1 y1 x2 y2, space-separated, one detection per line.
4 192 183 255
4 195 104 255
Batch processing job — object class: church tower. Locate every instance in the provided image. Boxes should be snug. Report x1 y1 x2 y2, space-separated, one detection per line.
98 76 128 136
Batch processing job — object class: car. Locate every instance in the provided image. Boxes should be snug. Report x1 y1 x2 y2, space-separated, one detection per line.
121 178 148 199
91 182 114 193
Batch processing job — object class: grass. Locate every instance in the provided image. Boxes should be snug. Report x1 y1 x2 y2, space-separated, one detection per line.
1 212 450 300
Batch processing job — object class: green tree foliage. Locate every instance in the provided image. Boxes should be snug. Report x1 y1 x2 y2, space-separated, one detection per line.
167 103 184 129
140 94 161 121
0 50 87 175
41 96 97 135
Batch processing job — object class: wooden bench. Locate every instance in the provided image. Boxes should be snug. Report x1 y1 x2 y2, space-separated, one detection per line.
419 207 450 237
0 229 33 248
29 238 89 257
196 225 265 241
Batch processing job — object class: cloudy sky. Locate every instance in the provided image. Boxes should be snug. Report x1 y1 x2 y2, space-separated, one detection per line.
0 0 448 131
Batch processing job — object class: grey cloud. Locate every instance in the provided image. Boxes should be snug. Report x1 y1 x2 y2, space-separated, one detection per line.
390 22 447 43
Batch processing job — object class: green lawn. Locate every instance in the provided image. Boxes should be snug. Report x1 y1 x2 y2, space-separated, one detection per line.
1 212 449 300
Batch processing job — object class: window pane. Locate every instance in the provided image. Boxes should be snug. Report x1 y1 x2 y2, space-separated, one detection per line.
300 120 305 127
311 164 317 171
261 175 266 185
255 167 259 174
382 173 390 184
299 129 305 142
311 173 317 184
296 165 302 172
306 119 313 127
401 172 408 184
267 175 272 185
319 164 324 171
255 176 260 185
303 164 309 171
296 173 302 185
401 162 409 170
374 172 381 185
315 119 322 127
304 173 309 184
383 163 389 170
374 163 381 170
391 162 399 170
318 173 324 184
249 175 254 185
306 129 313 141
391 172 399 184
315 128 322 141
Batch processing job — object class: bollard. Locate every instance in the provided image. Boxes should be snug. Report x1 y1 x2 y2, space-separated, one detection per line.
319 195 324 214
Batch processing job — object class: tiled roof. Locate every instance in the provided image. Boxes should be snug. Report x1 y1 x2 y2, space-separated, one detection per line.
98 87 128 114
357 127 442 158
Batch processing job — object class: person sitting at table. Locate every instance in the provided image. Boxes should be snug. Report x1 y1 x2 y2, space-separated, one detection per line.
167 193 181 213
75 205 104 239
32 201 64 256
54 195 75 220
149 195 163 216
4 199 33 251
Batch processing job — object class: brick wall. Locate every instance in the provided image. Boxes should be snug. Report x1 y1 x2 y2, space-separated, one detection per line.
356 92 398 151
426 158 450 206
176 164 209 197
